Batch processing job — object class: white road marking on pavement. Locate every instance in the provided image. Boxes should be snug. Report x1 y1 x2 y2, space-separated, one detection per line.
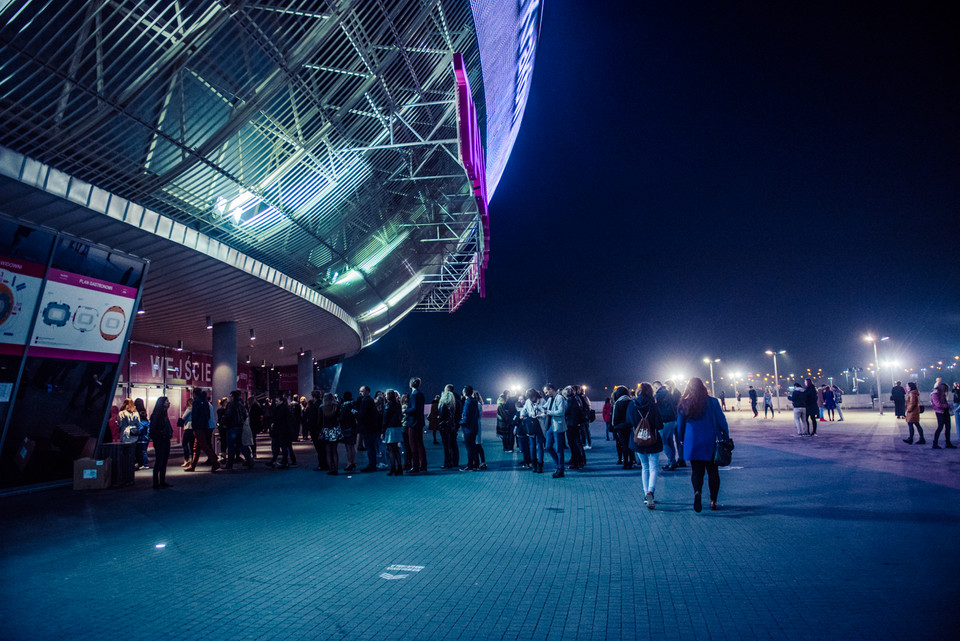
379 572 409 580
386 564 424 572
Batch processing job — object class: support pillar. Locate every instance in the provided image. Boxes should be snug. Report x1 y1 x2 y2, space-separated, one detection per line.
212 321 237 402
298 350 314 400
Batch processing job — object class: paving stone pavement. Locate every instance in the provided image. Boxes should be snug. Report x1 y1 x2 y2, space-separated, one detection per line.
1 409 958 640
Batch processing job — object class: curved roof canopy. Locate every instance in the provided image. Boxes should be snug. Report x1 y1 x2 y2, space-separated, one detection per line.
0 0 499 363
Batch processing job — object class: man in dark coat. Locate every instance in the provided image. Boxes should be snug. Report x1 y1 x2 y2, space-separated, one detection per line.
357 386 380 471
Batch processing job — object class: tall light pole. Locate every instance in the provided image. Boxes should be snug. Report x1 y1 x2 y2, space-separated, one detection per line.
765 350 786 412
703 357 720 397
864 335 889 415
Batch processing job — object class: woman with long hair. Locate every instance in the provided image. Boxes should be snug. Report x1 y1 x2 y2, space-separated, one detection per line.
677 377 730 512
338 391 358 472
149 396 173 489
119 398 140 445
438 387 459 468
473 389 487 470
321 393 341 475
133 397 150 469
383 390 404 475
903 381 925 444
931 381 954 449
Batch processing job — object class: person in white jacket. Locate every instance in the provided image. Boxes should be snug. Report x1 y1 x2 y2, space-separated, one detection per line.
542 383 567 478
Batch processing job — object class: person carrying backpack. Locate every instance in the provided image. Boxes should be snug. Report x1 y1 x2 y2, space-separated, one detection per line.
627 382 664 509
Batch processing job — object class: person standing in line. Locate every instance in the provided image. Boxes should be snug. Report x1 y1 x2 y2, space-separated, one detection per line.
718 388 726 411
804 379 820 436
384 390 405 476
514 393 532 469
521 387 546 473
319 392 341 475
438 387 459 469
667 380 685 468
610 386 634 468
180 398 194 468
542 383 568 478
185 389 220 472
602 397 613 441
357 386 381 471
735 389 742 411
654 381 679 471
580 386 593 450
472 390 488 470
816 384 826 421
931 381 954 449
822 385 836 421
215 397 228 463
628 382 664 509
748 385 759 418
952 382 960 436
903 381 925 444
305 390 325 471
832 385 845 422
564 386 586 469
224 390 251 469
496 390 515 453
763 388 775 418
891 381 907 419
428 394 440 445
405 377 428 473
459 386 481 471
119 397 141 445
149 396 173 489
338 391 358 472
134 398 150 470
677 378 730 512
790 383 807 436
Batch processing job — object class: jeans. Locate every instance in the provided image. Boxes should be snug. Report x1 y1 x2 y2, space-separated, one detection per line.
690 460 720 501
440 428 459 467
545 430 566 472
528 427 545 464
638 451 659 494
660 421 678 465
750 399 758 417
516 429 532 464
190 428 218 468
361 433 379 469
406 427 427 471
182 428 194 463
227 427 250 464
933 412 952 446
152 438 170 486
614 427 634 467
763 402 774 418
793 408 806 434
907 422 924 441
463 430 480 468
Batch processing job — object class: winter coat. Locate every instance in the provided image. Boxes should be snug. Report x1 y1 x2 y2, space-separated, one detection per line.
823 388 836 410
678 396 730 462
905 389 921 423
460 396 480 434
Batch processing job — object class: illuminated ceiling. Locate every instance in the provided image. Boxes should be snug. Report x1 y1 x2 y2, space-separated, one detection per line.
0 0 492 359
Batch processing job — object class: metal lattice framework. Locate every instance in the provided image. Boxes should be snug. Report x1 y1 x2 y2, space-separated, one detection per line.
0 0 489 345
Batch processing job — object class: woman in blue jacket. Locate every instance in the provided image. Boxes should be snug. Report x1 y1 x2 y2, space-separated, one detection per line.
677 377 730 512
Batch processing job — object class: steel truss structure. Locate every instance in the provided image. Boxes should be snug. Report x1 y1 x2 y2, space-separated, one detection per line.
0 0 491 345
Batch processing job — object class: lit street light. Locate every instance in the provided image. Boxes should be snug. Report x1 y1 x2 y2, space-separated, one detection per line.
765 349 786 412
703 358 720 397
864 334 890 415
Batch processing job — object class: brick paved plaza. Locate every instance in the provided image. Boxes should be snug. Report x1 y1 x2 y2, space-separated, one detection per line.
2 409 958 640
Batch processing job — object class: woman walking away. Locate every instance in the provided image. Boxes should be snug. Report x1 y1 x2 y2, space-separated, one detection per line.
903 382 925 444
931 382 954 449
149 396 173 489
627 382 664 509
678 377 731 512
383 390 404 475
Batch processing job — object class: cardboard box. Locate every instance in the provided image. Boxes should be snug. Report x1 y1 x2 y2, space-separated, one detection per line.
73 457 112 490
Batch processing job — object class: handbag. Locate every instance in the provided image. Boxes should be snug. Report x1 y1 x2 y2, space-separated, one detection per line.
918 403 925 414
711 405 734 466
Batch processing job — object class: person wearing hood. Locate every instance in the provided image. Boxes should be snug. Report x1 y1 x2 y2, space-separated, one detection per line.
627 382 664 509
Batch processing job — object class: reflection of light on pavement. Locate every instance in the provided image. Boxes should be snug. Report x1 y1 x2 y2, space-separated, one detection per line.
155 543 166 549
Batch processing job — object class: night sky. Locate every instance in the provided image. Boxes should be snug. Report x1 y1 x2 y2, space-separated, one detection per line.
339 0 958 399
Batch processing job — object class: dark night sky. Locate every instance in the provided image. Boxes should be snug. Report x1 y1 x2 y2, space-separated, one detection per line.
339 0 959 398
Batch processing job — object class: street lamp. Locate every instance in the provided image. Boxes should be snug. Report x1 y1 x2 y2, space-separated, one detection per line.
703 358 720 397
864 335 889 415
765 350 786 412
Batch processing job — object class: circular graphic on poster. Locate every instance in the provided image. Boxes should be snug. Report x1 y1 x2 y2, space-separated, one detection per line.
42 301 71 327
72 305 99 333
0 283 12 326
99 305 126 341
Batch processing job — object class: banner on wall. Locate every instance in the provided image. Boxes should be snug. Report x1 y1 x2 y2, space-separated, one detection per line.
0 256 46 356
28 268 136 362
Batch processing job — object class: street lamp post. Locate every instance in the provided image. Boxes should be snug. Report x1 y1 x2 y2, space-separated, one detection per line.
703 358 720 397
765 350 786 412
864 335 889 415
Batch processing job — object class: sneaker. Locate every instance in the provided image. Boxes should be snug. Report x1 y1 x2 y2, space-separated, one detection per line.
645 492 655 509
584 445 592 450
